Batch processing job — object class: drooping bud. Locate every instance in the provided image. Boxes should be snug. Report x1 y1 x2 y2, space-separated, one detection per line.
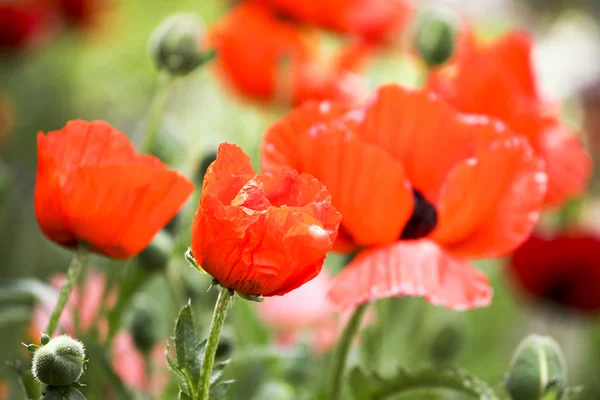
41 385 86 400
130 307 156 355
149 13 214 77
32 335 86 387
506 335 567 400
136 230 173 273
430 324 464 364
412 7 458 68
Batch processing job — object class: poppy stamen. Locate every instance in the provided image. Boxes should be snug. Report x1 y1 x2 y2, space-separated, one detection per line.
400 189 438 240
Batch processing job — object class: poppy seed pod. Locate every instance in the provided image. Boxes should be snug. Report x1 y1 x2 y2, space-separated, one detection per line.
413 7 458 67
32 335 86 387
130 307 156 355
149 13 212 76
506 335 567 400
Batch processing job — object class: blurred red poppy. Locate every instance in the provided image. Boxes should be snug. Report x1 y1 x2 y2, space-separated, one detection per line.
35 120 194 259
428 30 591 207
509 232 600 312
210 3 367 105
0 2 57 51
251 0 412 43
190 142 341 296
57 0 107 27
262 84 547 310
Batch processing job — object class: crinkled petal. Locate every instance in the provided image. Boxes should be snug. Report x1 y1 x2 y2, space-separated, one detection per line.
327 240 492 311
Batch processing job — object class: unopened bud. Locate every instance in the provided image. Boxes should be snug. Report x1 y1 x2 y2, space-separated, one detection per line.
130 307 156 355
41 386 86 400
506 335 567 400
194 149 218 185
136 230 173 272
413 7 458 68
149 14 214 76
216 335 234 360
32 335 85 387
41 333 51 345
430 324 463 364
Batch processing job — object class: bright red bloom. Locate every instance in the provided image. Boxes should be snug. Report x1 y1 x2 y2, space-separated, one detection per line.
35 120 194 259
262 84 548 310
210 3 367 105
428 30 591 207
190 143 341 296
251 0 412 43
509 232 600 312
0 3 56 51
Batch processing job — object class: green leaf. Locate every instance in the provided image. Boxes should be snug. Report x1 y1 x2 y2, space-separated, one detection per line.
211 360 231 385
349 365 500 400
175 302 206 386
210 379 234 400
179 390 193 400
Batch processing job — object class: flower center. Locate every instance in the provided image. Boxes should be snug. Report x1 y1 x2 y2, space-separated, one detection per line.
400 189 438 240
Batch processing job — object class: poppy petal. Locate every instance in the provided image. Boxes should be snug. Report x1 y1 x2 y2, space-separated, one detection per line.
263 105 413 247
327 240 492 311
356 85 474 202
534 122 591 206
60 164 194 259
432 125 547 258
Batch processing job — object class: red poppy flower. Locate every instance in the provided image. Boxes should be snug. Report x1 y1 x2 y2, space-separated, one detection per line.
250 0 412 43
190 142 341 296
428 30 591 207
262 84 547 310
210 3 367 105
0 3 56 51
57 0 106 27
509 232 600 312
35 120 194 259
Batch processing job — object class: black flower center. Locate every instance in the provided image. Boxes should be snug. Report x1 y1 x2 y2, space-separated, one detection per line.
400 189 438 240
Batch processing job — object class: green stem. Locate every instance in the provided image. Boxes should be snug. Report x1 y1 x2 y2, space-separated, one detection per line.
44 244 89 336
197 288 233 400
143 72 173 154
328 302 369 400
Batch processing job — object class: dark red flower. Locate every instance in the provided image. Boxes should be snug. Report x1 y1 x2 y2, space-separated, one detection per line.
509 232 600 312
57 0 105 26
428 29 591 207
262 84 547 310
190 143 341 297
251 0 412 43
0 3 57 51
35 120 194 259
209 3 367 105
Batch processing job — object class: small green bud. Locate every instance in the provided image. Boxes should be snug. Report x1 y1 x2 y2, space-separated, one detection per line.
506 335 567 400
32 335 86 387
41 385 86 400
430 324 464 364
136 230 173 273
149 13 213 76
130 307 156 355
194 149 218 185
41 333 51 345
413 7 458 68
23 342 39 353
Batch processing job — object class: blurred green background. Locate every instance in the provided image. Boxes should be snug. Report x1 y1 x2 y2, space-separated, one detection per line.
1 0 600 399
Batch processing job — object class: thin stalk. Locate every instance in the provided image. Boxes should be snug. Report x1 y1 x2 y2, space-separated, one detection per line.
328 302 369 400
44 244 89 336
197 288 233 400
142 72 173 154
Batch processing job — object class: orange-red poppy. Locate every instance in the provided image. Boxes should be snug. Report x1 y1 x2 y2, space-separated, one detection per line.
210 3 367 105
190 143 341 296
251 0 412 43
0 2 57 51
262 84 547 310
57 0 107 27
428 30 591 207
509 232 600 313
35 120 194 259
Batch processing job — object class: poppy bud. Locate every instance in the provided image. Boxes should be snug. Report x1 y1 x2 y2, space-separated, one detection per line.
506 335 567 400
130 307 156 355
194 149 218 186
135 230 173 273
149 13 214 77
41 333 51 345
32 335 86 387
430 324 464 364
412 7 458 68
41 385 86 400
215 334 234 360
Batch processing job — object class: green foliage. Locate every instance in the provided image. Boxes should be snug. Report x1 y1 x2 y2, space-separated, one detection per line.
168 302 232 400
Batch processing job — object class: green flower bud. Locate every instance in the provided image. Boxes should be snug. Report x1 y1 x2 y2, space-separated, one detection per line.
506 335 567 400
149 13 214 77
413 7 458 68
41 333 51 346
32 335 85 387
136 230 173 273
130 307 156 355
430 324 464 364
41 385 86 400
194 149 218 186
